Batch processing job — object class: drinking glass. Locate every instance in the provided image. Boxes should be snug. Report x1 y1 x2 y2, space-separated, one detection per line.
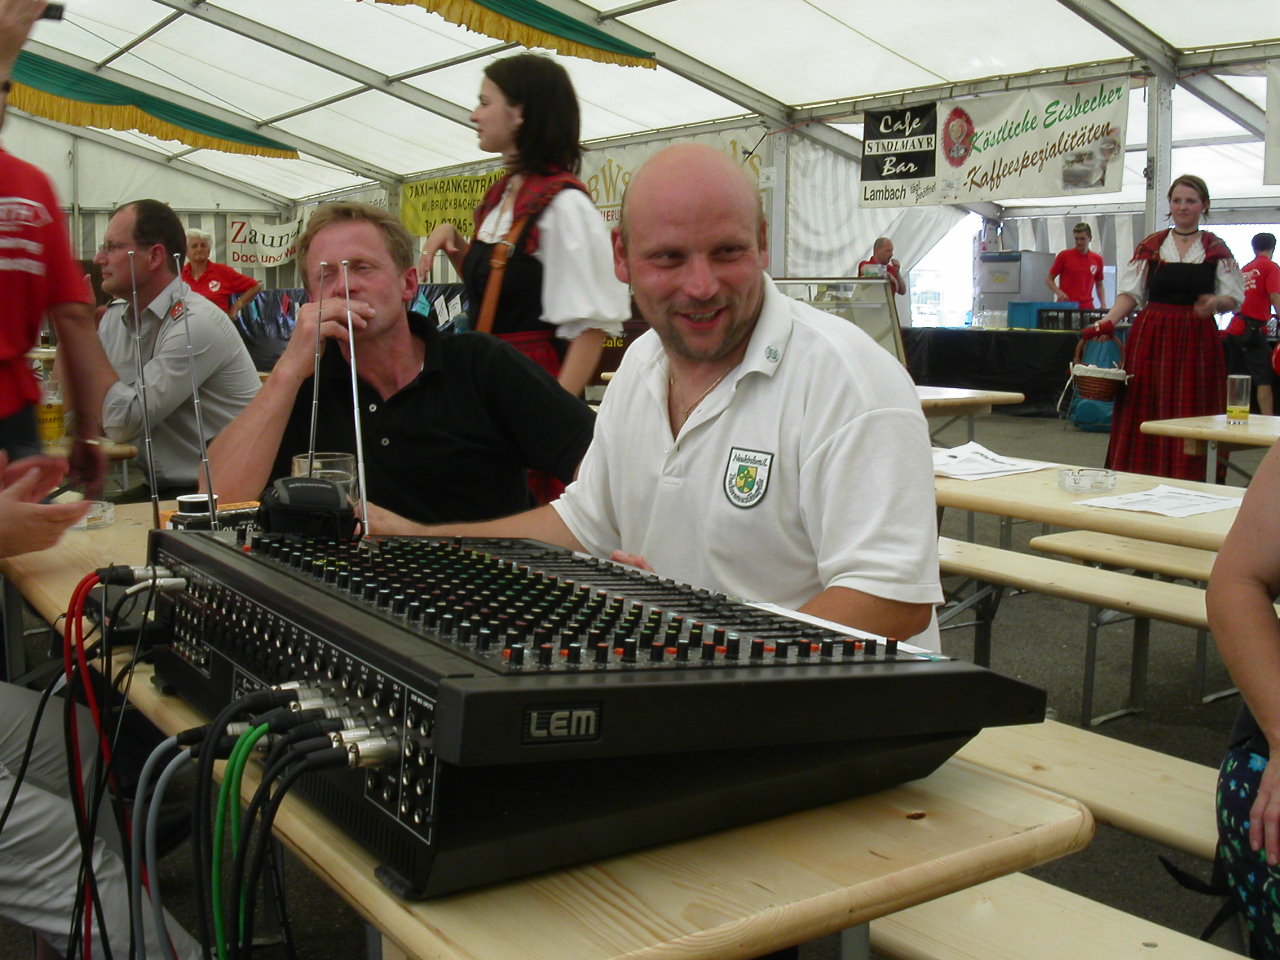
1226 375 1251 425
292 452 357 501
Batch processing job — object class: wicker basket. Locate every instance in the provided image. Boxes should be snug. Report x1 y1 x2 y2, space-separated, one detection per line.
1071 363 1127 401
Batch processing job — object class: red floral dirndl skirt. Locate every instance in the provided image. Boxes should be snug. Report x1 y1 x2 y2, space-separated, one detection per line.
1106 301 1226 481
497 329 566 504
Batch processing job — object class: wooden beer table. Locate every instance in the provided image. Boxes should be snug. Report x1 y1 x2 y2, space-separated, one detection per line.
935 464 1242 552
3 505 1094 960
1140 414 1280 484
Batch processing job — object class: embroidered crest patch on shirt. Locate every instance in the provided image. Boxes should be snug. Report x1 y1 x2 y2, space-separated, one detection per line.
723 447 773 508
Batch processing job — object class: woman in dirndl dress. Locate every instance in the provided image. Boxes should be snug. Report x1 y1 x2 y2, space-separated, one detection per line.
419 54 627 502
1086 174 1244 480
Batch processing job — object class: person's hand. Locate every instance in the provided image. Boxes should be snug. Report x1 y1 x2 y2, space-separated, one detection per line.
1081 319 1116 341
610 549 654 572
889 257 900 270
418 223 465 275
65 437 107 501
278 297 373 377
0 463 90 558
1193 294 1218 320
0 0 47 73
1 452 67 500
1249 753 1280 866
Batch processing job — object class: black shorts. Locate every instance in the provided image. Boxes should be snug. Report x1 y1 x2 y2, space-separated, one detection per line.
1225 315 1273 382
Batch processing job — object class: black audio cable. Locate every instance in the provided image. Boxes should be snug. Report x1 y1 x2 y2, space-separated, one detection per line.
191 690 306 960
235 748 349 960
227 734 339 960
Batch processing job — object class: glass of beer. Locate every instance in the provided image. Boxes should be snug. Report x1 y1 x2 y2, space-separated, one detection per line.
1226 374 1251 425
292 452 357 502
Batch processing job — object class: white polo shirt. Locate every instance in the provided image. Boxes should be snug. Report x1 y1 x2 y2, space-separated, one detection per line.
554 277 941 641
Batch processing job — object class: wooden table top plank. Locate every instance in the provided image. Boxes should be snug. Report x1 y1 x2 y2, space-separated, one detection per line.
35 508 1090 960
129 657 1096 960
915 386 1025 414
1139 414 1280 448
935 466 1241 552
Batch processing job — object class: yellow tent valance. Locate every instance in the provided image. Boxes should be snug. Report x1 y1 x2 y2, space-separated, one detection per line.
377 0 656 69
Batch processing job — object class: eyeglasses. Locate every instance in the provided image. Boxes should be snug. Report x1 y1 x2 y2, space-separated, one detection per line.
97 241 137 256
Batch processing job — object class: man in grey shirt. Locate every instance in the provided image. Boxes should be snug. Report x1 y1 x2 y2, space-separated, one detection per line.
80 199 261 496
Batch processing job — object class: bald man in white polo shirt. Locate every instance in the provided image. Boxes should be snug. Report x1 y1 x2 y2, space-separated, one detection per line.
369 143 941 646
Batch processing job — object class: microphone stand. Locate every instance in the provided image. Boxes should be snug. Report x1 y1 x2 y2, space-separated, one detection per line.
126 252 162 530
173 254 219 530
340 262 371 545
305 265 326 477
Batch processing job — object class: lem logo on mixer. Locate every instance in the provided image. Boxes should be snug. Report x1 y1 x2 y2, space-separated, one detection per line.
523 704 601 743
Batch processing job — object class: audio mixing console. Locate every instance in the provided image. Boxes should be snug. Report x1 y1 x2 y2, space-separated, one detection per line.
149 530 1044 897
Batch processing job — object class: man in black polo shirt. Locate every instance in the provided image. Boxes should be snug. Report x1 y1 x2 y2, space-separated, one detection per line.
206 201 593 523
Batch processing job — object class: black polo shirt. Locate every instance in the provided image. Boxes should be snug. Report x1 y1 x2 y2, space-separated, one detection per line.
272 312 594 524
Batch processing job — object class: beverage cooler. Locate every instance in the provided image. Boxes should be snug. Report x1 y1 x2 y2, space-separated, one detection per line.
973 250 1058 315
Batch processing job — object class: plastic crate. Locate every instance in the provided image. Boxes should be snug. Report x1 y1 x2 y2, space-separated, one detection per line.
1009 300 1074 328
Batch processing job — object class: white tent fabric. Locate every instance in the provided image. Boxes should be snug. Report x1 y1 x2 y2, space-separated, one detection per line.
4 0 1278 279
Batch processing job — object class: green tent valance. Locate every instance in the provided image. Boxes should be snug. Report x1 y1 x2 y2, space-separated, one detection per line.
378 0 655 68
10 50 298 159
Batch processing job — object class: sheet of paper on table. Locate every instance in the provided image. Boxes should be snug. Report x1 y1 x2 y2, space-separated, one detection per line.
933 441 1055 481
1076 483 1240 517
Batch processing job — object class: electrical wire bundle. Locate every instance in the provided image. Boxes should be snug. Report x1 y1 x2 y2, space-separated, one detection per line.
0 564 181 959
190 686 355 960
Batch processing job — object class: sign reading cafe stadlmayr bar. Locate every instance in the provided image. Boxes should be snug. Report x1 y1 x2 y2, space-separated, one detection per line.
860 80 1129 208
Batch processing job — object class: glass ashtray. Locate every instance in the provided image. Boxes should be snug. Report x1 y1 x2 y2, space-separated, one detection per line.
71 500 114 530
1058 468 1117 493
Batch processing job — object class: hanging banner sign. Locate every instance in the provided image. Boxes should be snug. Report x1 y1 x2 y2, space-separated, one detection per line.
1265 61 1280 185
227 216 302 267
861 80 1129 207
401 129 766 237
401 170 504 236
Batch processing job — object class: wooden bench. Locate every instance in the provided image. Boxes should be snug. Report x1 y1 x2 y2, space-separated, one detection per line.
1029 530 1217 582
957 719 1218 860
938 536 1212 724
872 722 1227 960
1028 531 1230 704
870 873 1239 960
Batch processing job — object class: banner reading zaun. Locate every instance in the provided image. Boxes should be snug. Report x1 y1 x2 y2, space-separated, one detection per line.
861 80 1129 208
227 216 302 267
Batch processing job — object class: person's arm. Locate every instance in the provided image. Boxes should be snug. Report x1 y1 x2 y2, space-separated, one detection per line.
1208 443 1280 864
888 260 906 296
1046 255 1066 301
1093 271 1107 311
418 223 469 277
206 297 368 501
798 585 931 639
556 327 606 396
48 302 112 494
0 0 44 79
363 501 585 551
228 282 262 320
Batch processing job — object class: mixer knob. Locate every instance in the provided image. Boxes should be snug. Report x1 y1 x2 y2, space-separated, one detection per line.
820 639 835 658
842 638 858 658
649 642 665 662
700 640 717 662
621 638 638 663
725 632 741 660
796 641 812 659
508 644 526 666
675 640 690 662
593 643 609 664
566 643 583 664
774 641 790 661
538 644 553 666
749 639 765 660
884 638 897 657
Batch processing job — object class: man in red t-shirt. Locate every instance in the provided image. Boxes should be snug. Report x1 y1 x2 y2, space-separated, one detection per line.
181 228 261 317
1046 222 1106 310
0 2 106 491
857 236 907 296
1226 232 1280 415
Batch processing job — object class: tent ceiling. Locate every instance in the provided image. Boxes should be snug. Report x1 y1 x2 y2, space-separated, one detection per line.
11 0 1280 209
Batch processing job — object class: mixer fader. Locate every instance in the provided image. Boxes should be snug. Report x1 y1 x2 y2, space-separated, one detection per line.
150 530 1044 897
